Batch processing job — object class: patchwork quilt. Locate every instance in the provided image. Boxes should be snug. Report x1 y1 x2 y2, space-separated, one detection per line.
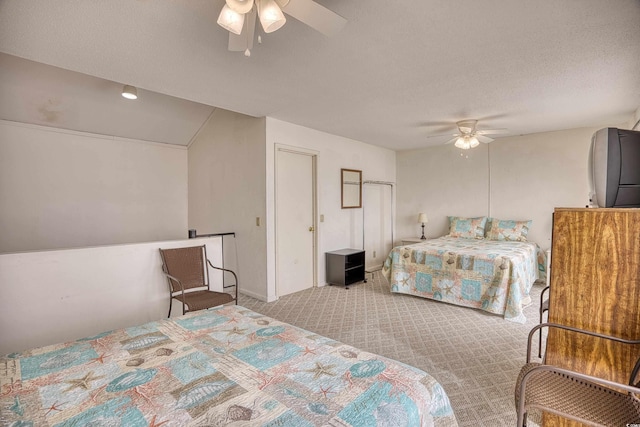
0 305 458 426
382 237 544 323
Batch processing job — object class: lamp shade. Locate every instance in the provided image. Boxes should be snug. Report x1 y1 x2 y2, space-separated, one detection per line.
418 213 428 224
121 85 137 100
258 0 286 33
217 4 245 35
226 0 254 14
454 136 470 150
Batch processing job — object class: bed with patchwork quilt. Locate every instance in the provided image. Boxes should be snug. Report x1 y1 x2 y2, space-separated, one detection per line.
0 305 458 426
382 236 545 323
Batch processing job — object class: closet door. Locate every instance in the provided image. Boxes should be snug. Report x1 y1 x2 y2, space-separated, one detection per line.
363 183 393 272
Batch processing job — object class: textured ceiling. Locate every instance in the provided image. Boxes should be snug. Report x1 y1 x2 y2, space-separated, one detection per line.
0 0 639 150
0 53 214 145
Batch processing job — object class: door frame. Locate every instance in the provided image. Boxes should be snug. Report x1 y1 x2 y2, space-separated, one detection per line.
274 144 319 297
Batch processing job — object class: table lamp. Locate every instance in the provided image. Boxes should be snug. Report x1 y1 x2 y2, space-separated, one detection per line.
418 213 428 239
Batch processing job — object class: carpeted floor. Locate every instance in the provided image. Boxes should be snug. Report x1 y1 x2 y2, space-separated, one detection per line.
239 271 545 427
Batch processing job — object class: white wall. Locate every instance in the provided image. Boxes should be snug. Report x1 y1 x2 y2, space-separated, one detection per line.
0 237 223 355
397 126 616 249
363 182 393 271
629 106 640 130
188 109 267 301
266 118 396 300
0 120 188 253
397 144 490 242
489 127 597 247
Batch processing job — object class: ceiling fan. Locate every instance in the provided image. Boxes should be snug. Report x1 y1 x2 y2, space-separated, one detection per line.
436 120 508 150
217 0 347 56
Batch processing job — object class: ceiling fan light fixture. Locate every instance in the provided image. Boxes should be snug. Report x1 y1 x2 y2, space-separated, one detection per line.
217 4 245 35
258 0 286 33
225 0 254 14
441 119 506 149
121 85 138 100
454 136 471 150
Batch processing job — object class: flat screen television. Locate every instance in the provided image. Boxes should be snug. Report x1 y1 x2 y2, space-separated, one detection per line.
591 127 640 208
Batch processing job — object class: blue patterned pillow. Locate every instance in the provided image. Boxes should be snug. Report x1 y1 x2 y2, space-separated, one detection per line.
486 218 532 242
448 216 487 239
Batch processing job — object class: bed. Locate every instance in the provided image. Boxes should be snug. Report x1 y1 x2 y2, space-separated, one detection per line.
382 236 545 323
0 305 458 426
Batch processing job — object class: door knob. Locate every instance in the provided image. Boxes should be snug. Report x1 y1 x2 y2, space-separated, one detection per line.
309 226 314 232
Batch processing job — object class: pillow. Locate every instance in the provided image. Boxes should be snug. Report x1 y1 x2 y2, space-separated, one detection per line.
486 218 532 242
448 216 487 239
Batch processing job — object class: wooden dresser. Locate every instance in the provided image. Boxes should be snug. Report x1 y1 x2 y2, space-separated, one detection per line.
544 208 640 426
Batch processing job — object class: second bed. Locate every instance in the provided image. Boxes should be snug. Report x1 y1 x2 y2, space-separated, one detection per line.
382 236 545 323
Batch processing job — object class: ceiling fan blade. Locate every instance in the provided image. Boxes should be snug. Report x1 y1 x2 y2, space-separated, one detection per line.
445 136 459 145
476 129 508 135
278 0 347 37
418 120 458 127
228 8 256 51
476 135 494 143
426 132 457 139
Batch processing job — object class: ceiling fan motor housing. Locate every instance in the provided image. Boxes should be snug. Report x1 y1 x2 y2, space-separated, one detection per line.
456 119 478 134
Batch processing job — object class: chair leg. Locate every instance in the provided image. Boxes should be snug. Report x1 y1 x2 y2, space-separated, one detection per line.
538 297 545 359
516 406 527 427
538 287 549 358
538 330 542 359
538 312 543 358
538 304 546 358
538 307 548 358
168 298 173 318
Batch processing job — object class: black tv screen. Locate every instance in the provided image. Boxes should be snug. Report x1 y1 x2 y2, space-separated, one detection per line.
591 128 640 208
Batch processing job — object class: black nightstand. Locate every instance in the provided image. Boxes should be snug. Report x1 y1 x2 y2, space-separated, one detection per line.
325 249 366 289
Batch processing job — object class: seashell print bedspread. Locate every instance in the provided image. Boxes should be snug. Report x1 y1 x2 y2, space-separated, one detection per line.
0 305 458 426
382 237 545 323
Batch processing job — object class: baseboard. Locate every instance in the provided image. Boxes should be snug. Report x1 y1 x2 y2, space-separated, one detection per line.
366 264 383 272
239 289 270 302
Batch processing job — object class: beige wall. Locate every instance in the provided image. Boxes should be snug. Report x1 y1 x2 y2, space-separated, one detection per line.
0 237 223 354
397 126 613 249
266 118 396 299
189 115 395 302
0 120 187 253
397 143 490 242
489 127 596 247
629 106 640 130
188 109 267 301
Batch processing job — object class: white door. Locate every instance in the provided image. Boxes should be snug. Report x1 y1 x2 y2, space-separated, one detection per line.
275 148 316 296
363 183 393 272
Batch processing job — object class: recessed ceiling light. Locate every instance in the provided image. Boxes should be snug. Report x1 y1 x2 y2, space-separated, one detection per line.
121 85 138 100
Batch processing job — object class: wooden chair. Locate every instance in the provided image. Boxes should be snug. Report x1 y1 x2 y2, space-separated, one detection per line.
159 245 237 317
515 322 640 426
